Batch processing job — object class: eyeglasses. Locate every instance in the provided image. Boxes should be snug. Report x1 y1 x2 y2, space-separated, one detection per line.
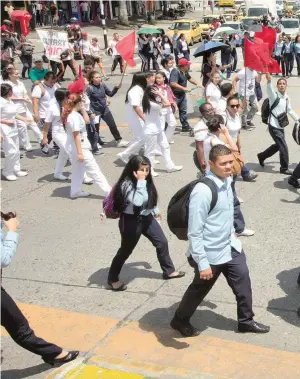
229 104 240 109
204 108 214 113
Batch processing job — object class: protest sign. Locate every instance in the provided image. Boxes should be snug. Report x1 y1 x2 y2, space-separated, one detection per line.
36 29 69 62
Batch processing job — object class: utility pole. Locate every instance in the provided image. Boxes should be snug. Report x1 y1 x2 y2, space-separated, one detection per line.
99 0 108 48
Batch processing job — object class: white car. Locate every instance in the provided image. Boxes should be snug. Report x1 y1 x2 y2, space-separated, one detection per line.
281 18 300 39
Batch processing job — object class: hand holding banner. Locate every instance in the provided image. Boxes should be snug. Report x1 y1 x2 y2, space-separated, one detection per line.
37 29 69 63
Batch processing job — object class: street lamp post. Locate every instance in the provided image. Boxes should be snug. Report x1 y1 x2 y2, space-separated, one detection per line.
99 0 108 48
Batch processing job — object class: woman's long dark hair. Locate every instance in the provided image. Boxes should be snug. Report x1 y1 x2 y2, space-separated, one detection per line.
125 73 147 103
142 85 160 114
55 88 70 124
113 155 158 214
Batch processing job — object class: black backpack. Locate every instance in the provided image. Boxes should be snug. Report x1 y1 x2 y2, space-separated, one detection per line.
261 95 280 125
167 177 218 241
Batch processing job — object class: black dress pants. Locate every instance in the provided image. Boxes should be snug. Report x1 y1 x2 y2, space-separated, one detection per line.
231 177 245 234
274 56 285 75
175 250 254 325
20 55 32 78
50 60 64 80
86 116 99 152
259 125 289 171
95 109 122 142
292 162 300 179
1 287 62 360
62 59 77 79
108 214 175 282
111 55 123 73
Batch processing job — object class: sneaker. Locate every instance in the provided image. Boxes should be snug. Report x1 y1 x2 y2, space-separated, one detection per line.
280 168 293 175
116 139 129 148
237 229 255 237
122 73 128 76
102 76 109 81
247 121 255 127
237 197 244 203
54 173 68 181
181 128 192 135
243 171 258 182
117 152 128 164
4 174 17 181
71 191 90 199
93 150 105 155
257 153 265 167
170 140 175 144
25 145 33 152
288 176 300 188
154 160 160 165
41 144 49 155
83 176 93 185
167 166 183 173
15 171 28 177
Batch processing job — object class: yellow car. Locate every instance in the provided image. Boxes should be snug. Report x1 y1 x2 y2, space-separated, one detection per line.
199 15 215 36
167 20 203 45
219 0 235 7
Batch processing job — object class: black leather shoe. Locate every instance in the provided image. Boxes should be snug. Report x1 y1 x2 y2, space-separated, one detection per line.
43 350 79 366
257 153 265 167
288 177 300 188
170 317 201 337
280 169 293 175
243 172 258 182
238 321 270 334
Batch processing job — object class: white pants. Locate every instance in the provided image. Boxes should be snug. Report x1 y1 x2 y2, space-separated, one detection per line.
53 131 71 175
162 112 177 142
16 111 42 148
144 132 175 171
121 117 145 161
70 149 111 197
2 134 21 177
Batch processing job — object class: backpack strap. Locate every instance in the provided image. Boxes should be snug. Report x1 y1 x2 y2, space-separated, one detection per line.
269 94 280 119
199 177 218 214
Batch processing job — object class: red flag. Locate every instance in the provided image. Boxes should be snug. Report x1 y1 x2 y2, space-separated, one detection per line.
255 26 276 55
268 58 282 74
244 38 270 72
116 31 136 67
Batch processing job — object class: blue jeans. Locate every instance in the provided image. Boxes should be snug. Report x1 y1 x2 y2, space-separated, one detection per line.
175 93 190 130
241 165 251 179
221 55 232 79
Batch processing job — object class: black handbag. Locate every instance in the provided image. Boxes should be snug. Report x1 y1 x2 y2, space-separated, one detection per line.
274 99 289 128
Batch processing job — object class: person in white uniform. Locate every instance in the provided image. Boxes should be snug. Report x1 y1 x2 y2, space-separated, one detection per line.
0 83 28 181
142 85 182 177
63 93 111 198
205 72 221 110
117 73 147 164
3 68 42 151
32 71 60 154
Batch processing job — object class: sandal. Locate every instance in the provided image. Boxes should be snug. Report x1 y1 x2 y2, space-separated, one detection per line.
107 281 127 291
162 271 185 280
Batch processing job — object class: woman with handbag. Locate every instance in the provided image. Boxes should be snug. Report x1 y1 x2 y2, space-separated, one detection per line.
257 73 299 175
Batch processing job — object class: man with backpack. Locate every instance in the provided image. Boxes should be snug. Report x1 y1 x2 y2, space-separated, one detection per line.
170 145 270 337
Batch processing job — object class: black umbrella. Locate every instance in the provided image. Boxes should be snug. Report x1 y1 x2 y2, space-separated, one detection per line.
193 41 227 58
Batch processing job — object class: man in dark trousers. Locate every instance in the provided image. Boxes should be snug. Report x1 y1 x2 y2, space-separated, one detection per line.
171 145 270 337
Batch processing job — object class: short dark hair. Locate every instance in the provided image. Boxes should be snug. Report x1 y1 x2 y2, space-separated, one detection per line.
44 71 56 81
209 145 232 163
220 83 232 97
84 58 94 67
227 94 239 105
277 78 287 85
199 102 212 115
206 115 224 133
1 83 12 97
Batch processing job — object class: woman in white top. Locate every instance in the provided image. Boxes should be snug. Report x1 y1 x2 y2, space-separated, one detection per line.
90 37 108 80
205 72 221 110
177 33 190 60
117 73 147 164
161 56 175 82
0 83 28 181
3 68 42 151
224 95 257 181
142 85 182 176
160 35 173 58
62 93 111 198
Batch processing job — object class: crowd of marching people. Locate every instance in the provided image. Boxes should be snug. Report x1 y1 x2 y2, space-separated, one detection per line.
1 21 300 368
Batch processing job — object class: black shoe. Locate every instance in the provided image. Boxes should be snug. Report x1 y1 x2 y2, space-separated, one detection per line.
288 176 300 188
59 78 66 82
162 271 185 280
43 350 79 366
170 316 201 337
257 153 265 167
107 281 127 291
280 169 293 175
238 321 270 334
242 172 258 182
247 121 255 127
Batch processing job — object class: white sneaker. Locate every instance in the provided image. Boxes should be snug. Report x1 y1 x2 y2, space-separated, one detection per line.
4 174 17 181
117 152 128 164
256 111 261 116
237 229 255 237
15 171 28 177
116 139 129 148
151 171 159 177
154 160 160 165
71 191 90 199
170 140 175 144
25 145 33 152
237 197 244 203
54 173 68 181
83 175 93 185
167 166 183 173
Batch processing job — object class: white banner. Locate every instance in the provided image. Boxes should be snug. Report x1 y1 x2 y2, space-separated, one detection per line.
36 29 69 63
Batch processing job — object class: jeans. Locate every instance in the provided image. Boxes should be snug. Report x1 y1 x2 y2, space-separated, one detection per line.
95 109 121 141
221 55 232 79
241 94 258 127
146 53 159 71
283 53 294 76
175 93 190 130
174 251 254 325
259 125 289 171
1 287 62 360
108 213 175 282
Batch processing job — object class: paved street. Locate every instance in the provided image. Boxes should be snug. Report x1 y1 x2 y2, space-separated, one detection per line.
1 17 300 379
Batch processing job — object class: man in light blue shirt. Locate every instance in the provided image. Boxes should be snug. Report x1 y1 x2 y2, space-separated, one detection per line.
171 145 270 337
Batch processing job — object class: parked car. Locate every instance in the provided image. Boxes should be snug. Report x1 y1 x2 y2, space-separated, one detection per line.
281 18 300 39
199 15 215 37
240 16 258 31
167 19 203 45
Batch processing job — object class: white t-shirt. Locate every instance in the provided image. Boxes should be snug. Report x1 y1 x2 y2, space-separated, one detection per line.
126 85 144 124
161 42 171 55
216 97 227 117
66 110 90 150
80 40 91 55
181 40 188 51
203 133 225 169
206 83 221 110
237 68 257 98
224 111 241 142
194 119 208 142
45 99 64 135
5 80 28 114
31 83 59 118
90 43 101 57
144 102 163 135
0 97 18 137
109 40 118 56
